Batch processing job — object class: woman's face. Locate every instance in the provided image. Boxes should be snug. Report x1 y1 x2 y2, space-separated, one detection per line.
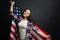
23 9 31 18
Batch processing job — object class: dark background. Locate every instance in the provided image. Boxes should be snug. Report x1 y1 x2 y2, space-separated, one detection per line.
15 0 60 40
0 0 60 40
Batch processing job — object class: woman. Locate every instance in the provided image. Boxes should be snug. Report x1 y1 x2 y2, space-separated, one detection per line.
10 1 51 40
18 8 51 40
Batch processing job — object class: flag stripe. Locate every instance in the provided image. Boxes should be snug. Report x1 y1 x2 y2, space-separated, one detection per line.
34 23 48 35
11 24 16 30
31 30 43 40
31 33 38 40
11 26 15 33
10 33 16 40
10 20 17 40
10 31 15 35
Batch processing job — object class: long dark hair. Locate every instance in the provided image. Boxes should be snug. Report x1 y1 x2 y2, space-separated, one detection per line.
21 8 35 23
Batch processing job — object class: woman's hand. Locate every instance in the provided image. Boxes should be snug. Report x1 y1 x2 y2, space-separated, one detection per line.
46 35 51 40
10 1 15 6
10 1 15 13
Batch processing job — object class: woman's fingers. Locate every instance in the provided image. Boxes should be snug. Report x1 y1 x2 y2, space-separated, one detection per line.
10 1 15 6
46 35 51 40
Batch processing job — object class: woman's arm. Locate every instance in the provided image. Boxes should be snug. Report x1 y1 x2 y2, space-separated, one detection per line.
10 1 15 15
32 24 51 40
38 30 51 40
10 1 18 19
10 1 15 12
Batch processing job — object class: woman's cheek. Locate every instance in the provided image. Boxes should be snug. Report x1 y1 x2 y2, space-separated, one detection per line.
23 14 27 17
27 14 30 17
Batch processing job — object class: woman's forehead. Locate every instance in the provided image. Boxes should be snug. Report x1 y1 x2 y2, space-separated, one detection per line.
26 10 31 13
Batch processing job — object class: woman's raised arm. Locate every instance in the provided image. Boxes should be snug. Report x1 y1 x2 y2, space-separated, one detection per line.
10 1 15 13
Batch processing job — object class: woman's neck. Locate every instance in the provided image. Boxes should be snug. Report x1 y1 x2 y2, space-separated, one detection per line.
23 18 27 21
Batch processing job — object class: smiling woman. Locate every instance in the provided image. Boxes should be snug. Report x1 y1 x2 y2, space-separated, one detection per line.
10 0 51 40
18 8 51 40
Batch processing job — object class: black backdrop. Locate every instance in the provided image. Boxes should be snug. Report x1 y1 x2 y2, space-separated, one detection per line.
0 0 60 40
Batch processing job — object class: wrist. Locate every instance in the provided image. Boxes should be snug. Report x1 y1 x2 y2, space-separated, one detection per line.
11 5 14 6
46 35 51 38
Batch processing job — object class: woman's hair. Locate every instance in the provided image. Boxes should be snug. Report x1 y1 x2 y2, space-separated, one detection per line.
22 8 35 23
22 8 32 14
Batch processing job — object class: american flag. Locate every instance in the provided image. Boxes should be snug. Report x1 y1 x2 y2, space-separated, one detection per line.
9 3 51 40
9 4 22 40
13 4 22 16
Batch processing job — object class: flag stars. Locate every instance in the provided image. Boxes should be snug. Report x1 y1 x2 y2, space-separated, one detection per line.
16 7 18 9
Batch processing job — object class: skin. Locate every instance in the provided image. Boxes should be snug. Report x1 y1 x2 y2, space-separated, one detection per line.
23 9 31 20
23 9 51 40
10 1 15 12
10 1 51 40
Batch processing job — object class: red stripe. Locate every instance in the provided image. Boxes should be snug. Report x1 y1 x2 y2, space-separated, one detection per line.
9 37 13 40
10 31 15 35
11 24 16 30
9 21 16 40
34 23 48 35
31 33 38 40
32 29 45 40
34 23 51 40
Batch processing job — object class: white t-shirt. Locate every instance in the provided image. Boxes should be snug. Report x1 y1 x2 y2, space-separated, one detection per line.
18 20 28 40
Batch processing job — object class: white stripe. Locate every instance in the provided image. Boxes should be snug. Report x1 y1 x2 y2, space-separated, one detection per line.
11 26 15 33
32 38 35 40
34 26 42 33
34 25 46 37
31 30 43 40
12 21 16 27
10 33 16 40
35 26 41 31
10 20 16 40
31 36 35 40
